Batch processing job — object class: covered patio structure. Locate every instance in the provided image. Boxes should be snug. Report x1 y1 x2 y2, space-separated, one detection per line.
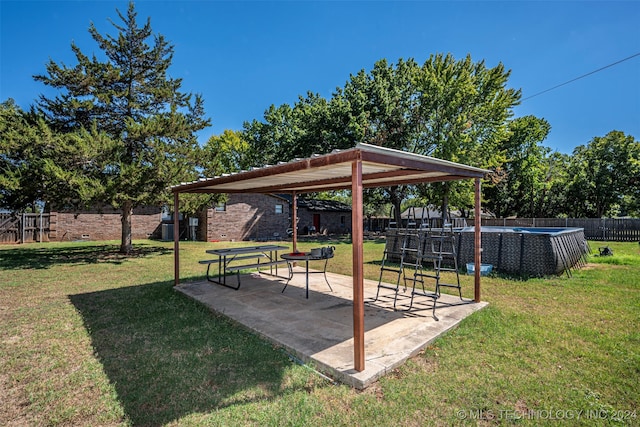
171 143 488 375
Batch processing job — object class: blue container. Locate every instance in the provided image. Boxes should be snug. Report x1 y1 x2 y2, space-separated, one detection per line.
466 263 493 276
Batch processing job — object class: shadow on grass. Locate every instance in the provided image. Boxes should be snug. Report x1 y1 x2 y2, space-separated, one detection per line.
364 237 388 244
0 243 172 270
69 280 298 426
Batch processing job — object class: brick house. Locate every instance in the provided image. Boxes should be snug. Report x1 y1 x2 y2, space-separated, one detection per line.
201 194 290 242
200 194 353 242
295 198 352 235
32 195 351 243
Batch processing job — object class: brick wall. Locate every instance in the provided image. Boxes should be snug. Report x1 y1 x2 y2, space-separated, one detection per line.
206 194 289 241
44 197 351 243
50 206 163 241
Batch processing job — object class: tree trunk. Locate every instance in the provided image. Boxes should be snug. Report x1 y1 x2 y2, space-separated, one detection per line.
389 186 403 226
120 201 133 254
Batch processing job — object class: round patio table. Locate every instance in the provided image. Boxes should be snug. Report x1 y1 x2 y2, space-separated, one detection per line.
280 252 334 299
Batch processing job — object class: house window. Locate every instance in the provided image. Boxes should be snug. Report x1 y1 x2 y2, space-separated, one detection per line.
275 204 283 214
340 215 346 224
215 202 226 212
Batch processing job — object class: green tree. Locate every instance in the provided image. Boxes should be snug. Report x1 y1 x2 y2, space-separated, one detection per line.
0 100 42 210
201 129 251 175
413 53 520 216
173 129 252 215
566 131 640 218
243 55 520 221
337 59 422 224
336 55 519 221
34 2 209 253
0 99 106 212
242 91 356 166
243 103 295 166
484 115 551 217
539 151 571 217
365 58 420 224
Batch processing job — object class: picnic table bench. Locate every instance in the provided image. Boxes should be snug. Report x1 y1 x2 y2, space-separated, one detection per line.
200 245 290 290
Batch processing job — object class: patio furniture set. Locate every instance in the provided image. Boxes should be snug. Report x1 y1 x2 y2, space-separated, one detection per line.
199 244 335 298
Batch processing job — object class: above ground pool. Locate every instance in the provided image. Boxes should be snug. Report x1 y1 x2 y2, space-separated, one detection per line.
385 227 590 277
456 226 589 277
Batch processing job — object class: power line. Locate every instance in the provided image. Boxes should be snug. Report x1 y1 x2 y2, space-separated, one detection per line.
521 52 640 101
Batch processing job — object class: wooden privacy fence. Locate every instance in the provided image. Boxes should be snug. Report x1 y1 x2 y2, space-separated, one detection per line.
0 213 51 244
482 218 640 241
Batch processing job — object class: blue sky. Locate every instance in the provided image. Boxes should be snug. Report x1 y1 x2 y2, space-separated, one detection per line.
1 1 639 154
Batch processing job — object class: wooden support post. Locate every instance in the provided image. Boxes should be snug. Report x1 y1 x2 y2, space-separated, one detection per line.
174 191 180 287
474 178 481 303
351 159 365 372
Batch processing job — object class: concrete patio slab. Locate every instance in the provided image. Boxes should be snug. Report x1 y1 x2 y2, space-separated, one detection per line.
176 267 488 389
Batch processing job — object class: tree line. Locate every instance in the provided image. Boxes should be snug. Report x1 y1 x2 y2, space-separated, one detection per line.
1 2 638 253
238 58 639 221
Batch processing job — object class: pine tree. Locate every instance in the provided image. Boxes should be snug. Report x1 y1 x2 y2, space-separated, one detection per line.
35 2 210 253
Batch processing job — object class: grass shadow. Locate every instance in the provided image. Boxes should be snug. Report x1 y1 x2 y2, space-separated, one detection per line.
364 237 388 244
0 243 172 270
69 280 301 425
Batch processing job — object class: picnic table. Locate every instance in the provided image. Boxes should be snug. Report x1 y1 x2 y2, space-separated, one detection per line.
200 244 290 290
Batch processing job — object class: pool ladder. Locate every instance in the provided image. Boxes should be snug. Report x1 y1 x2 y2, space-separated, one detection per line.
374 227 462 320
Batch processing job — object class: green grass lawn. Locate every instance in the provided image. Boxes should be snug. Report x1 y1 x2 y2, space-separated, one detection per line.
1 239 638 426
